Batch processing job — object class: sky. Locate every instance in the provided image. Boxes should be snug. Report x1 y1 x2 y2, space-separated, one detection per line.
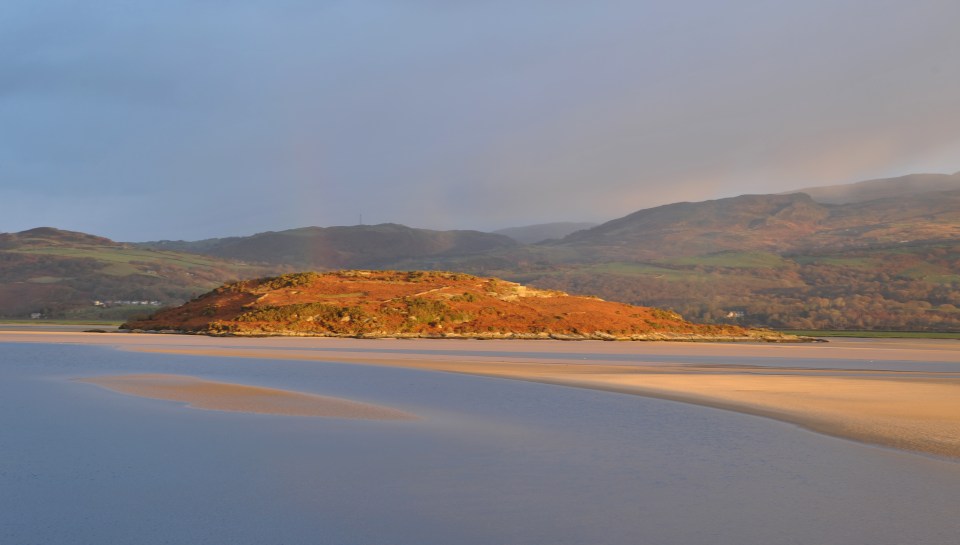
2 0 959 241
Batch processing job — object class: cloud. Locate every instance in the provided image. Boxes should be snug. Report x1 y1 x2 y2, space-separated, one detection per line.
1 1 959 239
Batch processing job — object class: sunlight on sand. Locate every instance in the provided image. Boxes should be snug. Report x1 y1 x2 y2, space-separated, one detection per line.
125 340 960 459
77 373 415 420
549 373 960 459
4 330 957 459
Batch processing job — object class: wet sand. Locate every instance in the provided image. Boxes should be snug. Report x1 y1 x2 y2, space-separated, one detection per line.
3 330 959 459
547 374 960 459
77 373 415 420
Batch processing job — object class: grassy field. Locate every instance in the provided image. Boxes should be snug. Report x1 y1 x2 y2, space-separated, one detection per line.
581 262 701 279
0 319 124 326
11 246 260 272
657 251 790 269
781 330 960 339
790 255 880 269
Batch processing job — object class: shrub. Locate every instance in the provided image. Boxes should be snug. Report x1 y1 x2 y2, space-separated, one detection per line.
255 272 321 291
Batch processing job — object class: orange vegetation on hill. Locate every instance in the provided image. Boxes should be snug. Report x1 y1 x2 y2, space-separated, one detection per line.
124 271 799 341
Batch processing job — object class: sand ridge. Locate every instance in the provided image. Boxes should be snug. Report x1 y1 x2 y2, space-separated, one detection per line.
541 374 960 459
77 373 416 420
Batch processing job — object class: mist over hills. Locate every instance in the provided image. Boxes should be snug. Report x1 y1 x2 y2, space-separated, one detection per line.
493 222 598 244
140 224 517 269
3 172 959 331
791 171 960 204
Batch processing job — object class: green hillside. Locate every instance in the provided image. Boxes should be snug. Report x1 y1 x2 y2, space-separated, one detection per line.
0 228 281 319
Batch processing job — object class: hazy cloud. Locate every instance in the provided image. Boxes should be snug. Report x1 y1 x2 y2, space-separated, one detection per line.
2 1 959 240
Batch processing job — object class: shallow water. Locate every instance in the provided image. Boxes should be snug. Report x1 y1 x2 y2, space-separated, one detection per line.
159 336 960 372
2 342 959 544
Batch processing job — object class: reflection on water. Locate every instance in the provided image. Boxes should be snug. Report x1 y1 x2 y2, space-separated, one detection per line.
2 342 959 545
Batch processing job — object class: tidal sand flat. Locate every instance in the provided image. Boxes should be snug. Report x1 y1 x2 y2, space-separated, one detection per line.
3 336 960 544
3 330 959 459
553 373 960 459
77 373 415 420
88 334 960 460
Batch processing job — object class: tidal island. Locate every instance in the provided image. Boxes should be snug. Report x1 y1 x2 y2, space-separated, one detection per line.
122 270 801 342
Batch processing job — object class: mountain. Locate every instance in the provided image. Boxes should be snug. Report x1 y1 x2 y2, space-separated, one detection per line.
493 222 598 244
139 223 518 269
553 193 829 260
135 173 960 269
549 189 960 260
6 171 959 331
791 172 960 204
508 189 960 331
0 227 116 248
0 227 280 319
123 270 795 341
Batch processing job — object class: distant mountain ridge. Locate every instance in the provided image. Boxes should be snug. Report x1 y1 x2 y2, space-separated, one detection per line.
4 170 960 330
493 222 598 244
551 189 960 260
790 172 960 204
139 223 517 269
134 170 960 266
0 227 117 248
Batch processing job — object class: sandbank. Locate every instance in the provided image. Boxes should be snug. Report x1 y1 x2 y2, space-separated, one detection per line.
543 374 960 459
77 373 415 420
4 330 959 459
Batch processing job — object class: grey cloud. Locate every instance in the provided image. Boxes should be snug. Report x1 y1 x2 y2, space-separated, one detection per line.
1 1 959 239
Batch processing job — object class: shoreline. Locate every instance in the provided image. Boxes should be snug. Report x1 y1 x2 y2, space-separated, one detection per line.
3 330 959 460
117 328 813 342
